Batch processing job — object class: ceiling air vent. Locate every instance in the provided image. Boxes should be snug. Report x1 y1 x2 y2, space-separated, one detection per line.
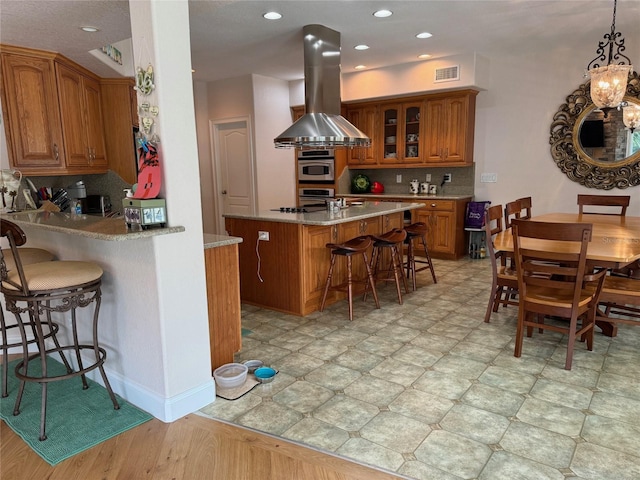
434 65 460 83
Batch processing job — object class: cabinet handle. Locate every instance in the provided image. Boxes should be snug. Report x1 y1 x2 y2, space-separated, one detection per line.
53 144 59 161
332 225 338 240
431 204 436 207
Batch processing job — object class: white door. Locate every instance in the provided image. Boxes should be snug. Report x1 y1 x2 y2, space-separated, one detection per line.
211 117 256 233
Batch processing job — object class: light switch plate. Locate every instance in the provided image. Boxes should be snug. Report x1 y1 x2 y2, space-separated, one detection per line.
480 173 498 183
425 174 431 182
396 174 402 183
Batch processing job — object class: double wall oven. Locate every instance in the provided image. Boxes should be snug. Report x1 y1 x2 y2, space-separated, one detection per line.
297 149 335 206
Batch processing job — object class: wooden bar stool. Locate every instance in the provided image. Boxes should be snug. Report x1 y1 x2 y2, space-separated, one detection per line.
1 219 119 441
1 247 58 398
319 235 380 321
404 222 437 290
367 228 409 304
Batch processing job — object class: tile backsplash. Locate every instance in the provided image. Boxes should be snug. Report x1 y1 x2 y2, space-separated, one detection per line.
338 165 475 196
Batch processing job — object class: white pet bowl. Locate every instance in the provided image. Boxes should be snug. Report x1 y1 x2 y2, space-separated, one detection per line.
213 363 248 388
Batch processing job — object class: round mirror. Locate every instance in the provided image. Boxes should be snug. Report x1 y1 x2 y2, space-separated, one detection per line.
550 71 640 189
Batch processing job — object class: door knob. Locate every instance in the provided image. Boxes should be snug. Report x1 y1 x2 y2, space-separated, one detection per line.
221 190 227 194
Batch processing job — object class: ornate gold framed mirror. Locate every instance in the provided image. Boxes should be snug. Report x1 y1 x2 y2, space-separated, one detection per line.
550 71 640 189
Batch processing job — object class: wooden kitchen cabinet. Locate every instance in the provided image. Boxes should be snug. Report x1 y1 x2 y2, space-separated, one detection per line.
56 62 108 171
413 199 468 259
346 104 378 166
345 90 478 168
424 91 477 166
0 50 66 171
101 78 138 184
205 242 242 371
0 45 109 175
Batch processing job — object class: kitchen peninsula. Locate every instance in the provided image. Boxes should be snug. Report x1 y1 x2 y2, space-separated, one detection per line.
224 201 421 316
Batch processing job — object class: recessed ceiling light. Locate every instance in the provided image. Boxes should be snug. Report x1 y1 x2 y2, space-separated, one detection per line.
355 65 367 70
263 12 282 20
416 32 433 39
354 44 369 51
80 26 99 32
373 9 393 18
418 54 432 59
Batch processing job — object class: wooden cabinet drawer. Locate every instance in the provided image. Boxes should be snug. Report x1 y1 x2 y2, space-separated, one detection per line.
418 200 455 211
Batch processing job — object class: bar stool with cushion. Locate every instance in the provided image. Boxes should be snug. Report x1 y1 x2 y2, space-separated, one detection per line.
367 228 409 304
403 222 437 290
1 247 57 398
1 219 119 440
319 235 380 321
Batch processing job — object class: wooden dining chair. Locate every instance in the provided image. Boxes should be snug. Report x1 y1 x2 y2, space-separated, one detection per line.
516 197 532 220
511 219 606 370
484 205 518 323
577 194 630 216
503 200 523 229
596 277 640 337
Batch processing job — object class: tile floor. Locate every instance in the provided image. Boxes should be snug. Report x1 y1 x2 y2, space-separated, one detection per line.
199 257 640 480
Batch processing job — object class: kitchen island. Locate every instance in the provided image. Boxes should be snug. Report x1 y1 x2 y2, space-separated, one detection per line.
224 201 421 316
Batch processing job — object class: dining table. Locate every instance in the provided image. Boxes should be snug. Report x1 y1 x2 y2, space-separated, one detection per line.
493 212 640 337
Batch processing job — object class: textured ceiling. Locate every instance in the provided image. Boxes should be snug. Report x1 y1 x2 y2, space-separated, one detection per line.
1 1 639 82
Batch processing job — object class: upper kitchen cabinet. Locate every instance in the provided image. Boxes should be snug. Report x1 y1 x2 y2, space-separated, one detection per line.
0 50 66 171
55 62 108 171
0 45 109 175
346 104 378 166
424 90 477 166
101 78 138 185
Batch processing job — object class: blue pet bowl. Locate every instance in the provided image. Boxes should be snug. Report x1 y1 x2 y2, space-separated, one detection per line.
254 367 276 383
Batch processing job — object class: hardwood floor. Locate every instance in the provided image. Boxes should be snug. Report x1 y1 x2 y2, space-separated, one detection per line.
1 414 404 480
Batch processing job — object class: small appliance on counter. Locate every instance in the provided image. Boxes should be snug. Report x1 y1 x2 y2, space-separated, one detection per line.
122 198 167 229
86 195 112 216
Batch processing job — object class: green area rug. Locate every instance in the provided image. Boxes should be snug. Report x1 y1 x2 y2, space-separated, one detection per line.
0 356 153 465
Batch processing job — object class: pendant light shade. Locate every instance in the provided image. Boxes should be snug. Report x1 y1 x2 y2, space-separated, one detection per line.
623 103 640 133
586 0 633 110
589 64 633 109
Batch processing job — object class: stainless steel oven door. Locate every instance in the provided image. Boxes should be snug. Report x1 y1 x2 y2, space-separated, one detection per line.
298 187 334 206
298 159 334 183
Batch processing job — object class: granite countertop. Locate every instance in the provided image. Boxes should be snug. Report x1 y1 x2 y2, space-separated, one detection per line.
340 193 473 200
223 201 422 226
204 233 243 249
4 211 184 241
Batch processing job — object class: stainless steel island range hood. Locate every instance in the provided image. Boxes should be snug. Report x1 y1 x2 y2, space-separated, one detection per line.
274 24 370 149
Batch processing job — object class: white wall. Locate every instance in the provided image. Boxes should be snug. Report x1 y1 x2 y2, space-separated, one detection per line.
251 74 296 209
193 81 216 233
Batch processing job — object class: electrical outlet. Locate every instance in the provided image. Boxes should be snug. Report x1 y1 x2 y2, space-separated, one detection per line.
444 173 452 183
425 174 431 182
258 231 270 241
396 174 402 183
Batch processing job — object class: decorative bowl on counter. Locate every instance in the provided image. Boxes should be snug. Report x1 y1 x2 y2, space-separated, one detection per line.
213 363 248 388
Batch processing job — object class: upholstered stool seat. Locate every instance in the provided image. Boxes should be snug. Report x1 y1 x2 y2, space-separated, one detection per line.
368 228 409 304
404 222 437 290
3 247 55 272
1 219 119 441
319 235 380 321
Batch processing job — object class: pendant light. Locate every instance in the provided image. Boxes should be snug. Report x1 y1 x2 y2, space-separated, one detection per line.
587 0 633 111
623 104 640 133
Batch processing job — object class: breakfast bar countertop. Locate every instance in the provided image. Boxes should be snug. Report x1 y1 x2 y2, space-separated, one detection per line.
222 201 423 226
203 233 243 249
4 211 185 241
340 193 473 201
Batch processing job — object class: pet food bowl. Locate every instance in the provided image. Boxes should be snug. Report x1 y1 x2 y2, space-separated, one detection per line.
242 359 264 373
213 363 248 388
254 366 276 384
